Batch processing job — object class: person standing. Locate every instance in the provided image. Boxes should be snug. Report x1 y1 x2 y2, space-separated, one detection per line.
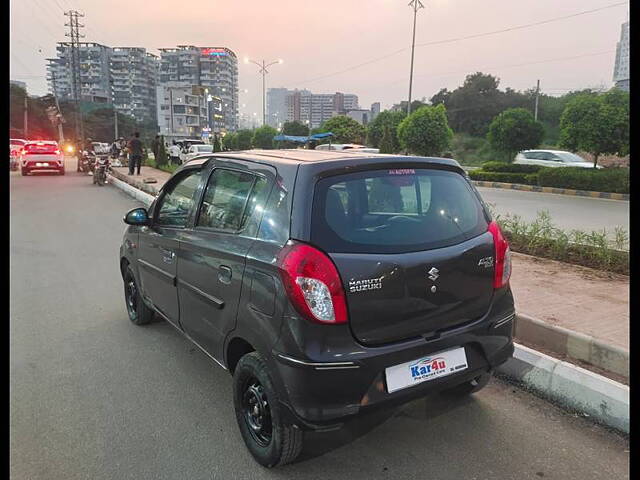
127 132 144 176
168 141 181 165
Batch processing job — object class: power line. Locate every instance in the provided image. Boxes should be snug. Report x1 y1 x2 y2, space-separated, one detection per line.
292 1 628 86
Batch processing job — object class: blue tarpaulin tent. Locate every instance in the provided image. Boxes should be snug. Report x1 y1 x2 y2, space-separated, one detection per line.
272 132 334 143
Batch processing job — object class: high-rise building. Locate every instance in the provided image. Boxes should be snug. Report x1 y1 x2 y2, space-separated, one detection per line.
110 48 159 123
266 87 290 128
370 102 381 121
612 21 629 91
156 85 209 140
284 90 359 129
158 45 239 132
47 42 112 103
47 43 160 124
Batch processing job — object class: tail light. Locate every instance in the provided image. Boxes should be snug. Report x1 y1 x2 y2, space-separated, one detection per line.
277 241 348 324
488 221 511 288
54 150 61 155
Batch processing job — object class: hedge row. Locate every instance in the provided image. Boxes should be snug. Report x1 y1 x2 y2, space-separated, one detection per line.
469 165 629 194
480 161 542 173
468 171 537 185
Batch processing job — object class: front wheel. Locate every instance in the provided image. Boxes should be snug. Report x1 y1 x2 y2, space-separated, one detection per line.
123 266 155 325
233 352 303 467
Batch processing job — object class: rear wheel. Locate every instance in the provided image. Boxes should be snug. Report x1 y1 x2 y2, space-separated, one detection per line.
443 371 492 397
21 168 28 176
59 168 65 176
123 266 155 325
233 352 303 467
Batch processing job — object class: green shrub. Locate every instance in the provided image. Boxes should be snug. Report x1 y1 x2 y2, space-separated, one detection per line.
468 171 536 185
536 167 629 193
481 161 542 173
524 173 539 185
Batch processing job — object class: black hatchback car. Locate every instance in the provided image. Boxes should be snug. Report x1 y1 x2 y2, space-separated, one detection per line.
119 150 515 467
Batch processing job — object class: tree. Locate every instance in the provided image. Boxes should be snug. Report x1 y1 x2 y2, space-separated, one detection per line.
252 125 277 149
10 84 57 140
282 120 309 136
379 125 395 154
397 104 453 156
487 108 544 162
316 115 366 144
156 135 168 166
235 129 254 150
366 110 406 150
559 90 629 168
222 132 237 151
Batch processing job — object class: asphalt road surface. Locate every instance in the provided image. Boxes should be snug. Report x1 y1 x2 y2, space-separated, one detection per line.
477 187 629 241
10 163 629 480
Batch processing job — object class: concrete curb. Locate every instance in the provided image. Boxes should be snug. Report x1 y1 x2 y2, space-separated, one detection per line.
497 344 629 433
472 180 629 201
514 313 628 379
109 168 161 197
108 173 156 206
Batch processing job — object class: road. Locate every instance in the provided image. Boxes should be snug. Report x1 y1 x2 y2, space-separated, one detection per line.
10 163 629 480
477 187 629 240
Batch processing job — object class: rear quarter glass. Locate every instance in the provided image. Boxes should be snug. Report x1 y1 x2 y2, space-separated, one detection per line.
311 168 489 254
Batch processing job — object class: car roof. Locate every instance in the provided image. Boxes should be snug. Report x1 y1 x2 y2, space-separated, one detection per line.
522 149 574 154
213 149 461 167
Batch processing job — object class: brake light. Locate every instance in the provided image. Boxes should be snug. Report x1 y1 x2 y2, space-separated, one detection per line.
277 241 348 324
488 221 511 288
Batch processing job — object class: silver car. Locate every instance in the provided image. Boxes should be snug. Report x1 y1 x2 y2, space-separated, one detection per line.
514 150 602 169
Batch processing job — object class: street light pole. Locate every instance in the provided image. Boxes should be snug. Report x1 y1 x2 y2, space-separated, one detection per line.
407 0 424 116
245 57 283 126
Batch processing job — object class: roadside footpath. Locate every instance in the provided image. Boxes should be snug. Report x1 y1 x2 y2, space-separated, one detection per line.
108 164 629 433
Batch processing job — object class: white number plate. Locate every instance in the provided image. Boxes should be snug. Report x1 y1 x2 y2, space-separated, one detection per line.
385 347 468 393
36 163 49 167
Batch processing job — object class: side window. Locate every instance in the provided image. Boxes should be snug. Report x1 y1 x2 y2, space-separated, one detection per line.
197 169 267 234
155 170 202 227
547 153 562 162
524 152 541 160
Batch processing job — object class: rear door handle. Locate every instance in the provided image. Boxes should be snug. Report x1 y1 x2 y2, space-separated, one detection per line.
218 265 232 284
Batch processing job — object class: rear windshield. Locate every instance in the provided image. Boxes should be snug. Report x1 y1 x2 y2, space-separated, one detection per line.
311 168 488 254
24 144 59 154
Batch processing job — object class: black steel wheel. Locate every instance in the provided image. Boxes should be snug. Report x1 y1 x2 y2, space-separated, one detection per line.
233 352 303 467
123 266 154 325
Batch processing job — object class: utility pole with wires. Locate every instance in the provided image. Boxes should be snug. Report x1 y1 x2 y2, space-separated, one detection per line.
64 10 85 148
534 79 540 121
406 0 424 116
48 71 66 143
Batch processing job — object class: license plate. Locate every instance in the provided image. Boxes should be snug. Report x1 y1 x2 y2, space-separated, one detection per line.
36 163 49 167
385 347 468 393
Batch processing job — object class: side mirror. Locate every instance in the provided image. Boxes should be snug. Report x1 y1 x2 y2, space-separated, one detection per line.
124 207 150 226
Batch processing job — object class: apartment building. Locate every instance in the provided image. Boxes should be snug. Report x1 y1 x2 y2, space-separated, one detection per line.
158 46 239 131
613 21 630 91
110 47 159 123
283 90 359 129
156 85 209 141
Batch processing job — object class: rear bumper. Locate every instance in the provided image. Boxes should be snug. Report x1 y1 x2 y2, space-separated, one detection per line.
271 290 515 430
22 161 64 171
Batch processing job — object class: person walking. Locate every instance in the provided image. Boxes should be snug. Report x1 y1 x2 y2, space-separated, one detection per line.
127 132 144 176
168 141 181 165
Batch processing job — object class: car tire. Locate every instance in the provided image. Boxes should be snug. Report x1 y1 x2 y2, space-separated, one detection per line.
59 168 65 176
233 352 303 468
123 266 155 325
442 370 492 397
21 168 28 176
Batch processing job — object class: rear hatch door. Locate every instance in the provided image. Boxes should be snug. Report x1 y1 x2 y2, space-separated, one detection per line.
310 166 494 346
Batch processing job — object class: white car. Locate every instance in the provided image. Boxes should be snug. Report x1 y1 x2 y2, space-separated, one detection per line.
514 150 602 169
20 140 65 176
182 144 214 163
315 143 368 151
10 138 27 170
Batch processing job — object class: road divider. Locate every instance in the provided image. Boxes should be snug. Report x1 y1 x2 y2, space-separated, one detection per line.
497 344 629 434
108 173 155 206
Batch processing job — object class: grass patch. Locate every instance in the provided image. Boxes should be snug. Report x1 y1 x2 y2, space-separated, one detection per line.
488 208 628 275
145 157 179 174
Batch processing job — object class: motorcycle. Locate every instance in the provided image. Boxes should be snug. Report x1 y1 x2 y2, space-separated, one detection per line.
93 155 110 186
78 150 95 173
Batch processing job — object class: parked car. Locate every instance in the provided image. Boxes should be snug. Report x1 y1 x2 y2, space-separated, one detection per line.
514 150 602 169
315 143 367 151
10 138 27 171
182 144 214 163
20 141 65 176
119 150 515 467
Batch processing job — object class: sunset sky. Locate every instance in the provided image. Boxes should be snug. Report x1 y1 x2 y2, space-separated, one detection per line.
10 0 629 116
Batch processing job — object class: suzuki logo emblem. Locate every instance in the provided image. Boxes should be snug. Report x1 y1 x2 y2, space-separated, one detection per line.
428 267 439 281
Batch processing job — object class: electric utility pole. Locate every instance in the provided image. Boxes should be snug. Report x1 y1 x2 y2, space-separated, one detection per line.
49 71 66 143
534 79 540 121
406 0 424 116
24 96 28 139
65 10 85 147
